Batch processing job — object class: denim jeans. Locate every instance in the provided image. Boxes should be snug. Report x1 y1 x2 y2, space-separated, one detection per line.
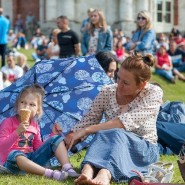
155 69 174 81
0 44 6 67
174 63 185 72
158 101 185 123
157 121 185 154
4 135 64 174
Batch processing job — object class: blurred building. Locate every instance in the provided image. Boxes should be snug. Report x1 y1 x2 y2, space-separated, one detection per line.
0 0 185 37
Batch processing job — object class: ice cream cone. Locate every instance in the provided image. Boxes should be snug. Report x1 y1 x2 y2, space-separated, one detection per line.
20 109 31 123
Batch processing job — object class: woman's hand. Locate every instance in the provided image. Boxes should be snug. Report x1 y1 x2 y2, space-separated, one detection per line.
16 122 29 135
52 123 62 135
65 129 86 150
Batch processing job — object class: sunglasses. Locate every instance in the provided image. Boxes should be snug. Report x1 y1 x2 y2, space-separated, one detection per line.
137 16 146 21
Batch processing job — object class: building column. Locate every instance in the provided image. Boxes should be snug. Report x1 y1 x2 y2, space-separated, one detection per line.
119 0 135 36
45 0 57 21
39 0 45 23
57 0 75 21
1 0 13 22
136 0 149 13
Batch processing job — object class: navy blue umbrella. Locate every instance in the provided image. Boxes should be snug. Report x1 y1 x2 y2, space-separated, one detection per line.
0 55 112 155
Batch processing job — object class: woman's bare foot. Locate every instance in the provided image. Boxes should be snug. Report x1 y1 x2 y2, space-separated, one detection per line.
74 164 94 185
88 169 111 185
75 173 90 185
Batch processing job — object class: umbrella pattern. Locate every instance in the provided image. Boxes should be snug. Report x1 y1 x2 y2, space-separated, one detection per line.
0 55 112 145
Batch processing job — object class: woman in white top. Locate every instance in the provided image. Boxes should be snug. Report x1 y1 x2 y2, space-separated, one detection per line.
47 28 61 59
66 52 163 184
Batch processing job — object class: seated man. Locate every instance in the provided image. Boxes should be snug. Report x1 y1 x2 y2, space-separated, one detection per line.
1 54 23 83
14 32 27 49
32 38 48 62
168 40 185 72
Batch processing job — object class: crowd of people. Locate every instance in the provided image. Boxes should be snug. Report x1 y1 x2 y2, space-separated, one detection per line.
0 8 185 87
0 5 185 185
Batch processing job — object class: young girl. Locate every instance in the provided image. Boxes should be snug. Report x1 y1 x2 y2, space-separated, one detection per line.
115 39 125 63
17 53 29 74
0 84 79 181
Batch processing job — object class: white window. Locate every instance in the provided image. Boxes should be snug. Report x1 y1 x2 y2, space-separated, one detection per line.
154 0 174 33
157 0 172 23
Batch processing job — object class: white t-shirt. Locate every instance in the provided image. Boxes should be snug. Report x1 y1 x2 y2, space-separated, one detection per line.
0 71 3 90
47 42 60 59
1 65 23 83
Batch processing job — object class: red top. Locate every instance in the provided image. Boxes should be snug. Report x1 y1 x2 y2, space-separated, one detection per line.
156 52 171 67
116 48 124 59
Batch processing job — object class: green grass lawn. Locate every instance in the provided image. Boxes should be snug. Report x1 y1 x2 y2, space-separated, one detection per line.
152 72 185 103
0 49 185 184
0 154 184 184
18 48 35 66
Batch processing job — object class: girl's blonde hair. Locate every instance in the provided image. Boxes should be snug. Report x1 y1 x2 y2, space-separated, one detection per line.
15 84 45 119
89 9 107 34
136 10 152 39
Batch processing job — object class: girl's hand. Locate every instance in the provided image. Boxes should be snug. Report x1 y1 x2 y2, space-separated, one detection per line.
52 123 62 135
16 122 29 135
65 129 86 150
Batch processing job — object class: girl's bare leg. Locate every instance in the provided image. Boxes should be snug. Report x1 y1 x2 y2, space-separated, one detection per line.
88 169 111 185
17 141 70 176
16 155 45 175
173 69 185 81
75 164 94 185
17 154 69 181
55 141 70 165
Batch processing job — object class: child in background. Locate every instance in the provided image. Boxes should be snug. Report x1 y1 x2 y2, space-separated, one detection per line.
0 84 79 181
115 39 125 63
1 54 24 83
17 53 29 74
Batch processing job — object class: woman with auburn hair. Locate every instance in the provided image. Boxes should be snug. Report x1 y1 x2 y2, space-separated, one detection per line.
126 10 156 54
66 52 163 184
81 9 113 56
